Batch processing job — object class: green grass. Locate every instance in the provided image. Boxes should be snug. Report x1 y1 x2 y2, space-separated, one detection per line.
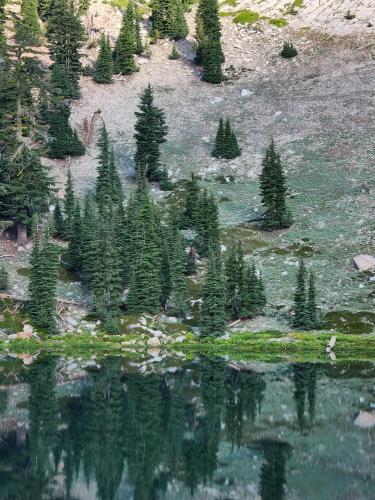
234 10 260 24
268 18 288 28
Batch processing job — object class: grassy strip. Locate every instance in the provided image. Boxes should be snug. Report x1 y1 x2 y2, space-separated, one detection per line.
0 332 374 362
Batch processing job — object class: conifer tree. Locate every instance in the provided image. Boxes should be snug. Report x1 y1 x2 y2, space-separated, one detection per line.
63 168 75 239
94 35 113 84
0 147 54 243
134 85 168 182
47 99 85 158
0 265 9 291
92 212 122 332
50 63 76 99
46 0 84 99
240 262 266 318
225 240 243 320
19 0 41 45
307 272 319 329
259 139 292 230
293 260 307 329
81 194 98 289
53 200 65 238
212 117 225 158
126 0 143 54
0 0 6 56
195 189 219 257
113 13 137 75
180 173 200 229
195 0 224 83
171 0 188 40
126 178 162 313
200 246 226 337
223 119 241 159
66 200 82 272
168 220 188 317
160 235 172 308
28 227 60 334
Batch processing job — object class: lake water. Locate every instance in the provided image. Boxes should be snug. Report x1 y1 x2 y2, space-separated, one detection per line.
0 355 374 499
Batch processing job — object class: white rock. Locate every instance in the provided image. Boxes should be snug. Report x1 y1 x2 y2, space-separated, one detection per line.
66 318 78 327
23 324 33 334
173 335 186 343
353 411 375 428
240 88 253 97
353 255 375 271
147 337 161 348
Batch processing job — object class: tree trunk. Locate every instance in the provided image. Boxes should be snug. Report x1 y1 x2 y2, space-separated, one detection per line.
17 222 28 245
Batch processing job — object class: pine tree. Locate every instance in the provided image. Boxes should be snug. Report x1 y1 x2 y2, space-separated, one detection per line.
212 118 225 158
223 119 241 159
81 194 98 289
134 85 168 182
46 0 84 99
200 246 226 337
113 13 137 75
50 63 76 99
168 43 180 60
63 168 75 239
180 173 200 229
195 0 224 83
126 179 162 313
306 272 318 329
0 147 54 243
28 228 60 334
66 200 82 272
126 0 142 53
18 0 41 45
0 265 9 291
47 99 85 158
293 260 307 329
160 234 172 308
225 240 243 320
94 35 113 84
195 189 219 257
0 0 6 56
92 212 122 332
170 0 188 40
240 262 266 318
168 221 188 317
96 124 123 213
53 199 65 238
259 139 292 230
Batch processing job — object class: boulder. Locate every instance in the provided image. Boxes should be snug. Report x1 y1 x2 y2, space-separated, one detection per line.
240 88 253 97
147 337 161 348
353 255 375 271
23 324 33 334
353 411 375 428
17 331 33 340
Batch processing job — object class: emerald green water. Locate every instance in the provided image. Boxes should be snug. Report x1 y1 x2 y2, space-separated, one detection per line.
0 356 374 499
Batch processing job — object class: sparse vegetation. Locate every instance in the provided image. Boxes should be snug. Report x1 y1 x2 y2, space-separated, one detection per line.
280 41 298 58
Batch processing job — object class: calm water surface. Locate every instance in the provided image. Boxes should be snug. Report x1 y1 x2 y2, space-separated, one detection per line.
0 355 374 499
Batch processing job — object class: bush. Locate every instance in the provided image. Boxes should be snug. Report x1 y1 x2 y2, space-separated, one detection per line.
168 44 180 60
344 10 355 20
81 64 93 76
280 41 298 58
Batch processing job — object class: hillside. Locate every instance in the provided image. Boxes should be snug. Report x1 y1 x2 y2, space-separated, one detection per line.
2 0 375 334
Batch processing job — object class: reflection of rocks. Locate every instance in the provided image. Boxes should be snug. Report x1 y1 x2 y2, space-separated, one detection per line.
353 410 375 428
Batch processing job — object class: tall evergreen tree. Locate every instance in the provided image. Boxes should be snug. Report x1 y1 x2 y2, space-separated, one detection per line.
50 63 76 99
126 0 143 54
46 0 84 99
134 85 168 182
180 173 200 229
160 233 172 308
28 227 60 334
126 179 162 313
66 199 82 272
200 246 226 337
240 262 266 318
63 168 75 239
225 240 243 320
53 199 65 238
113 13 137 75
259 139 292 230
47 99 85 158
94 34 113 84
168 217 188 317
18 0 41 45
151 0 188 40
195 189 219 257
195 0 224 83
92 212 122 332
223 118 241 159
81 194 98 289
0 147 54 244
293 259 307 329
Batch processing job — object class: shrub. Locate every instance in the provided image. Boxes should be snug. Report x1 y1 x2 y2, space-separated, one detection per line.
0 266 9 291
344 10 355 20
168 44 180 60
280 41 297 58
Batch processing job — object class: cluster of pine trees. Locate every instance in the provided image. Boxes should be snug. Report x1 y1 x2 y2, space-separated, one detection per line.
212 117 241 159
293 260 319 329
195 0 224 83
150 0 188 40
